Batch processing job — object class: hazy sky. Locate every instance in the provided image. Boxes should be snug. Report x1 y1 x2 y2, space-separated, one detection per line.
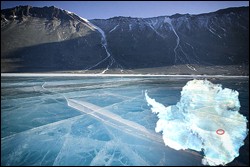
1 1 249 19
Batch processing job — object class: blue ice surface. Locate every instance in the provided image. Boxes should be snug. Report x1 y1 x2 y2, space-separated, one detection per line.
1 76 249 166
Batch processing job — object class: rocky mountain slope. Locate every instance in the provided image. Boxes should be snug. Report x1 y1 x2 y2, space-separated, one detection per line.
1 6 249 74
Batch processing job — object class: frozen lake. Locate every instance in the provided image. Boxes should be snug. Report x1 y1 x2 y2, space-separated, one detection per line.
1 75 249 166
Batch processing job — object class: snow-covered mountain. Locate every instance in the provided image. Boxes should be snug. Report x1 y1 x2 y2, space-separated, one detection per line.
1 6 249 74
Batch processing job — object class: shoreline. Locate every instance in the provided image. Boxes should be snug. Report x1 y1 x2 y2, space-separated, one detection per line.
1 73 249 78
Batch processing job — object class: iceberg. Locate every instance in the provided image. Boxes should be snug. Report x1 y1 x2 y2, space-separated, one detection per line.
145 79 248 166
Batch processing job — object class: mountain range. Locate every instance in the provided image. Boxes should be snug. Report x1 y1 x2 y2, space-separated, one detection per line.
1 5 249 75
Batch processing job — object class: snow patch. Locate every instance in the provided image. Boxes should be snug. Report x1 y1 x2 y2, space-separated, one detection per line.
165 17 179 63
129 24 132 31
109 24 119 33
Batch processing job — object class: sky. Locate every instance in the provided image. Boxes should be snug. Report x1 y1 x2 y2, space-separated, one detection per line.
1 1 249 19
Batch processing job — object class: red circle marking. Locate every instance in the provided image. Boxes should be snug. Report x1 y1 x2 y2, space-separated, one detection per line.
216 129 225 135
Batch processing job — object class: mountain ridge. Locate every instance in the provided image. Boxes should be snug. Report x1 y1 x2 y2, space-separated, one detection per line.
2 5 248 20
1 5 249 75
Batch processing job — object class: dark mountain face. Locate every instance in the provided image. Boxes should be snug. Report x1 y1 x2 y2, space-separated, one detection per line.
90 7 249 69
1 6 249 74
1 6 103 72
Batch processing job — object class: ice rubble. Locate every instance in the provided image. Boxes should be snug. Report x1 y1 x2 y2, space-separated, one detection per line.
145 79 248 166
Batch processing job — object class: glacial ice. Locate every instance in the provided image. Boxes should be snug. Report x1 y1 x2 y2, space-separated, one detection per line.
67 99 163 144
2 76 248 166
145 79 248 166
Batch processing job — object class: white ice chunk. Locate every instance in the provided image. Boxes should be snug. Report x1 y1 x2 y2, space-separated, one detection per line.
145 79 248 166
